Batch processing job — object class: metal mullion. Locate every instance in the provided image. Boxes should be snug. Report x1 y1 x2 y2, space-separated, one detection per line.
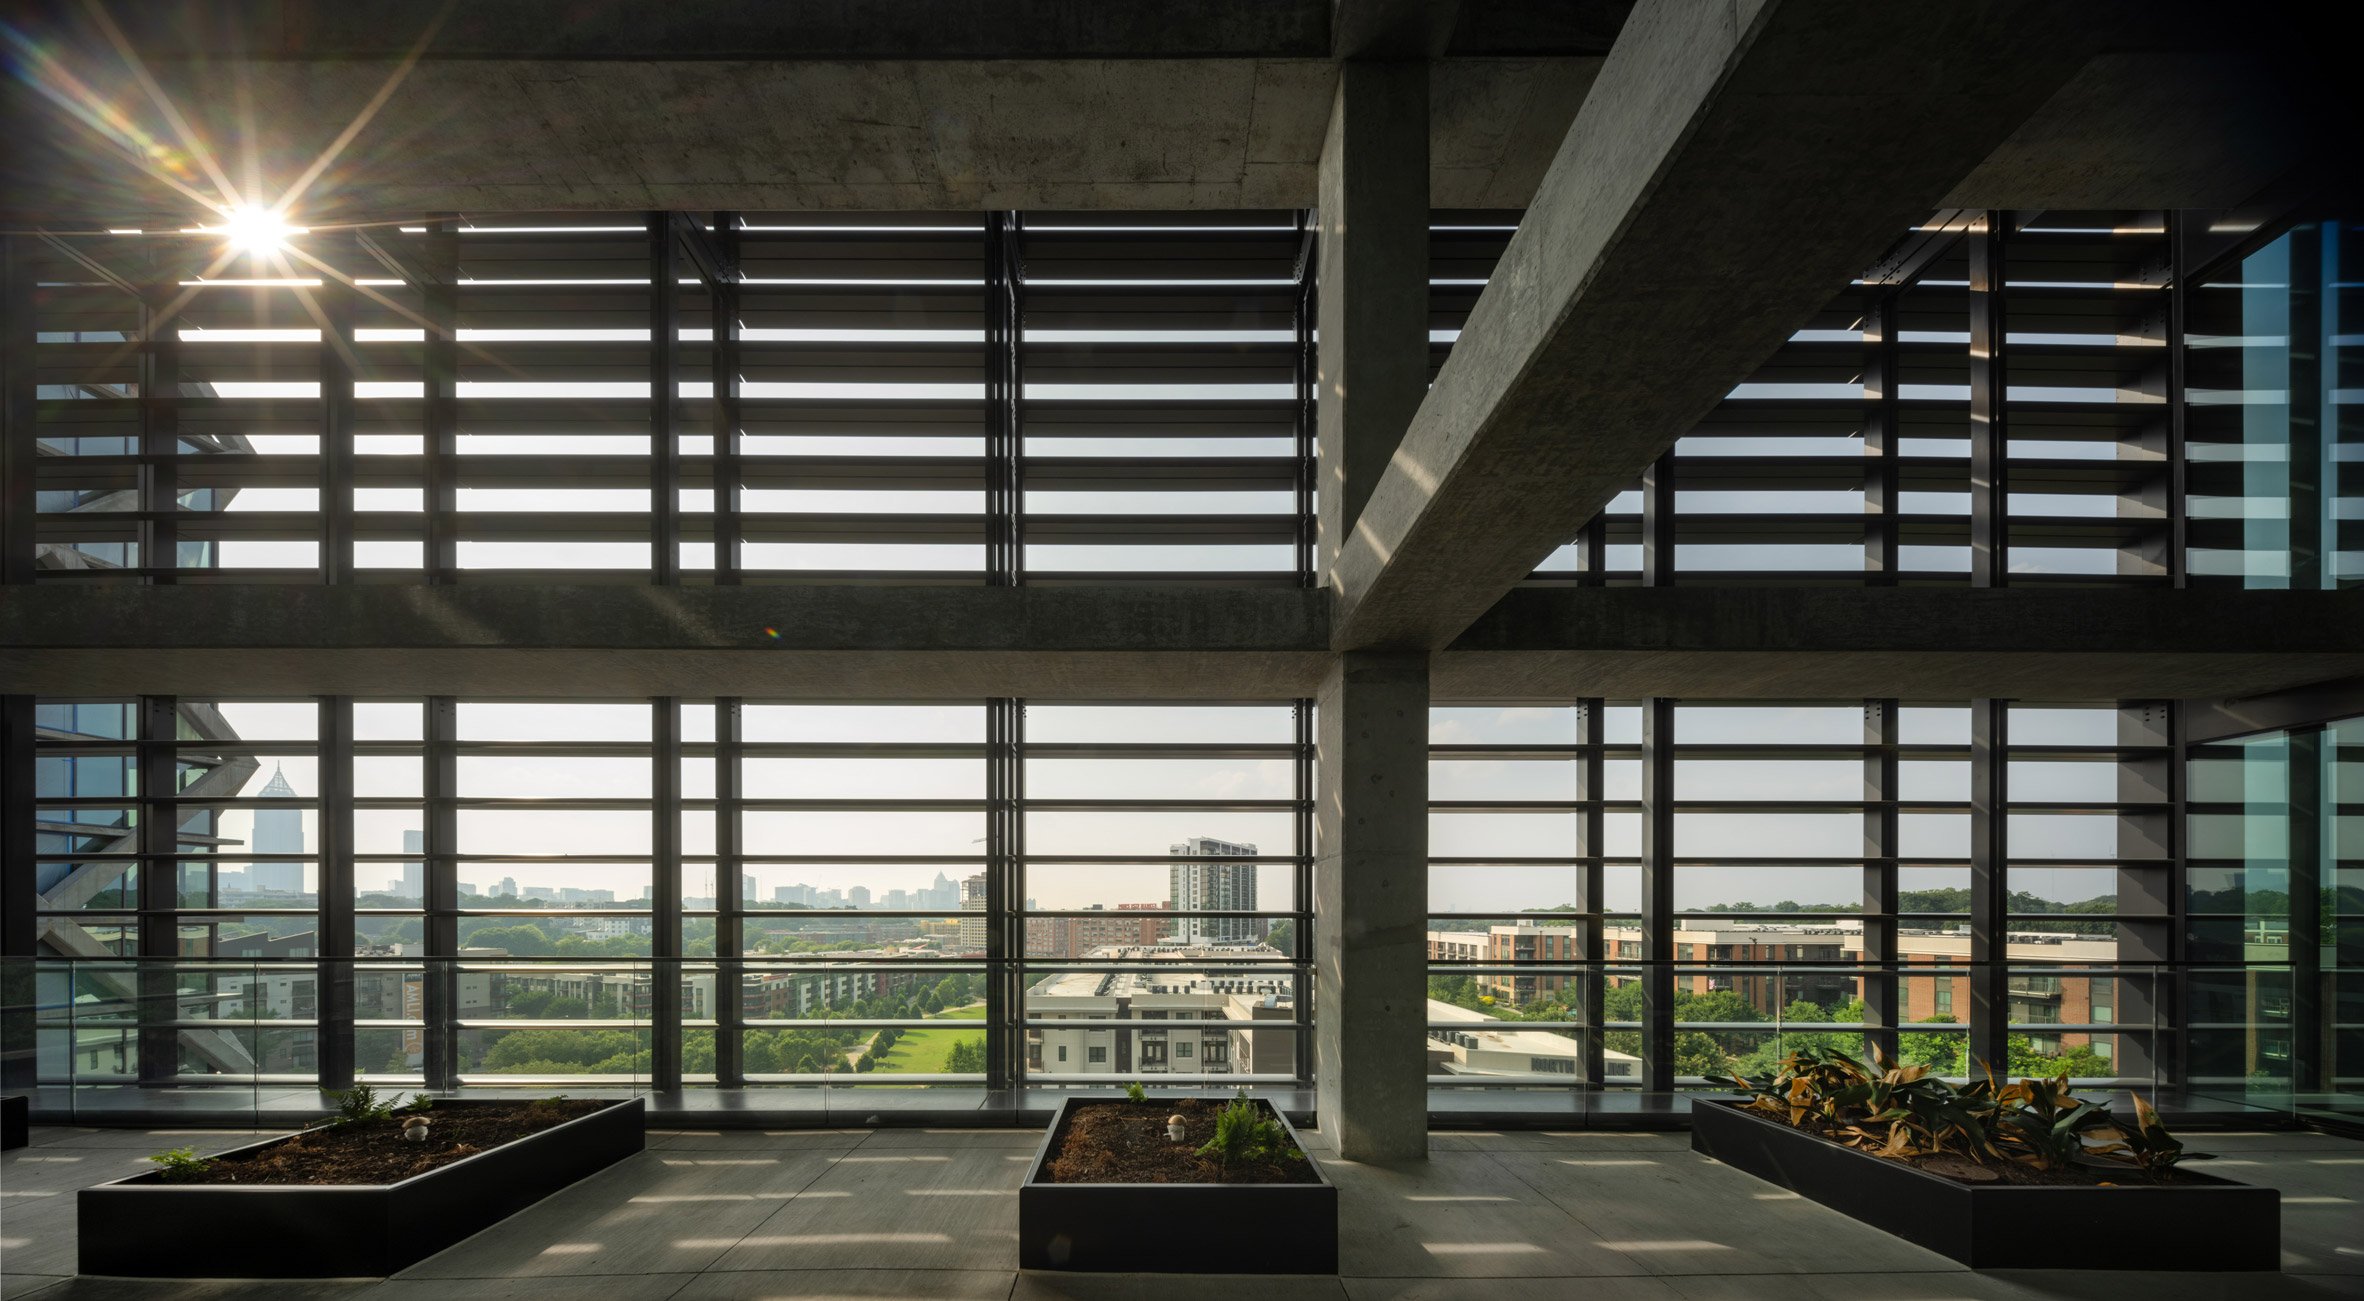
713 213 744 583
1969 212 2009 588
2163 700 2188 1090
1005 215 1026 585
423 220 460 584
2 238 34 586
1861 699 1899 1063
0 695 35 1092
137 696 179 1081
1968 697 2009 1072
1640 696 1675 1093
1294 214 1316 586
423 697 458 1091
1865 291 1901 584
651 697 682 1090
2165 211 2188 588
320 236 357 584
2289 722 2325 1093
2287 223 2324 591
650 215 681 585
1641 453 1675 587
988 697 1022 1090
317 696 355 1088
984 215 1009 584
713 697 744 1086
985 214 1025 585
1294 695 1315 1089
140 293 180 583
1576 515 1606 587
1579 697 1606 1086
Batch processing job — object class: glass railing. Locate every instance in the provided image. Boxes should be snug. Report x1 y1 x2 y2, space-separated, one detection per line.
1419 958 2329 1125
4 955 2343 1127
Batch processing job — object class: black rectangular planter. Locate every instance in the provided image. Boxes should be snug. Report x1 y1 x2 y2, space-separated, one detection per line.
1020 1096 1338 1273
78 1096 645 1277
1690 1099 2278 1270
1 1094 26 1150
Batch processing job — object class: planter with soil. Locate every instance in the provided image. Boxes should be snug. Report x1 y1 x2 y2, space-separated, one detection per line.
1020 1095 1337 1273
1689 1099 2278 1270
79 1096 645 1277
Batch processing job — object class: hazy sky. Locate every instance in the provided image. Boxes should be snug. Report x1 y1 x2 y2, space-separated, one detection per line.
189 700 2138 916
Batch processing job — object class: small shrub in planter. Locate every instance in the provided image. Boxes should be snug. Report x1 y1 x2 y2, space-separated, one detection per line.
1715 1044 2199 1185
1691 1046 2278 1270
81 1096 645 1277
1020 1092 1336 1272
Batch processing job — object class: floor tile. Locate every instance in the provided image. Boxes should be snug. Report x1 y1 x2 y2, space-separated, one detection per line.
1343 1278 1678 1301
1015 1272 1345 1300
708 1149 1026 1273
855 1129 1042 1149
375 1274 699 1299
1325 1151 1651 1278
398 1148 843 1279
648 1131 871 1152
679 1270 1015 1299
1490 1148 1961 1278
2 1282 378 1301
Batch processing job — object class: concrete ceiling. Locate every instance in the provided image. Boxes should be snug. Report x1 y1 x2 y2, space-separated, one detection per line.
1 1 1617 225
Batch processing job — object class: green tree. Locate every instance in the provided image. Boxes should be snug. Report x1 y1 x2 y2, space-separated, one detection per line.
944 1038 987 1074
468 924 554 956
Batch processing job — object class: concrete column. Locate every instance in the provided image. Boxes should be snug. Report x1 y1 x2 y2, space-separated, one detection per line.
1316 61 1429 586
1316 650 1428 1161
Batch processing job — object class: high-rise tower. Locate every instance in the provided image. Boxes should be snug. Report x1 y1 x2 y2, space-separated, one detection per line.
1168 836 1259 945
248 765 307 895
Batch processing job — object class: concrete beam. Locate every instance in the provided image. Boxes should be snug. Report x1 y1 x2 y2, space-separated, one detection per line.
1327 0 2174 649
1439 587 2364 701
7 583 2355 703
0 585 1331 700
1315 650 1429 1161
2 51 1597 223
1316 62 1432 578
1332 0 1460 59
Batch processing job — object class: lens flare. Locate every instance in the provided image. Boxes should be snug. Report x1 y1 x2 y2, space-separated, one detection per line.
215 205 297 254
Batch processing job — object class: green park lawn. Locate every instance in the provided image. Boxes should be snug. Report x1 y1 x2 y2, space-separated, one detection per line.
865 1002 986 1075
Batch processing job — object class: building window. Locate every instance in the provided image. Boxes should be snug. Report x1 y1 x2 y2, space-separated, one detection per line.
1086 1046 1107 1065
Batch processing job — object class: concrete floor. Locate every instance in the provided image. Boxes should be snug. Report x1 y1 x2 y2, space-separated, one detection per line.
4 1125 2361 1299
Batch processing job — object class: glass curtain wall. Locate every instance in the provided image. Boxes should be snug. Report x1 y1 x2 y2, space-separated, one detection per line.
1019 703 1313 1089
1428 699 2180 1118
2188 714 2364 1124
2186 215 2362 589
1532 211 2186 585
16 213 1316 587
23 696 1315 1104
33 698 323 1090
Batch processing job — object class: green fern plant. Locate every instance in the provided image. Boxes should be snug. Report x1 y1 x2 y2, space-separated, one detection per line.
1125 1081 1148 1104
1194 1092 1299 1177
147 1146 215 1182
330 1082 401 1124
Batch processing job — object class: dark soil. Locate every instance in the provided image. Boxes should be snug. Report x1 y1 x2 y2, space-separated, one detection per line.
1041 1098 1319 1186
150 1100 607 1186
